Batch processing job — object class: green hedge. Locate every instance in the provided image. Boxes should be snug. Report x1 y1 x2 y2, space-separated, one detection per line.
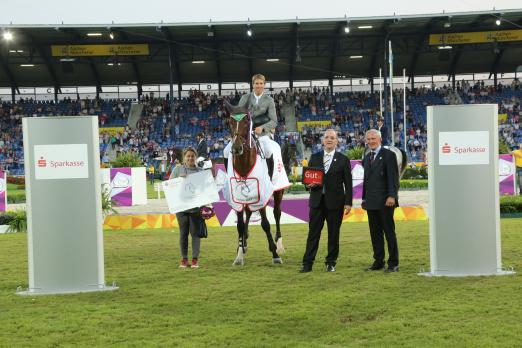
285 180 429 193
500 195 522 213
110 152 143 168
0 210 27 233
402 167 428 179
286 183 306 193
400 180 428 189
7 192 26 204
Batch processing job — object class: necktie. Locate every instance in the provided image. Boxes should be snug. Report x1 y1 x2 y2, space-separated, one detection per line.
324 153 331 173
369 151 375 165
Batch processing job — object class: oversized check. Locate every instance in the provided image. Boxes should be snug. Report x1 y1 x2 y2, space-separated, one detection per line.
162 170 219 213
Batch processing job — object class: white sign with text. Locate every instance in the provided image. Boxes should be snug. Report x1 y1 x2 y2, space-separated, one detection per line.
34 144 89 180
438 131 489 166
162 170 219 213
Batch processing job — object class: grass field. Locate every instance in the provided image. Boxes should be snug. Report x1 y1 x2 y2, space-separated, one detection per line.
146 180 165 199
6 183 26 204
1 220 521 347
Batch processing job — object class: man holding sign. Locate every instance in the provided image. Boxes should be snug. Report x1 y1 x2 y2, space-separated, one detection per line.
299 129 352 273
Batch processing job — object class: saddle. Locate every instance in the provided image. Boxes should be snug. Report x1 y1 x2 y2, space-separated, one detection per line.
252 112 270 129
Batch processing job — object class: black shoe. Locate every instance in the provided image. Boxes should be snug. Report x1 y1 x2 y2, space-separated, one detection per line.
326 264 336 272
384 265 399 273
364 263 384 271
299 265 312 273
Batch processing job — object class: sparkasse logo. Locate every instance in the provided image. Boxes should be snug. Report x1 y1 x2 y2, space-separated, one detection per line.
34 144 89 180
37 157 47 167
438 131 489 166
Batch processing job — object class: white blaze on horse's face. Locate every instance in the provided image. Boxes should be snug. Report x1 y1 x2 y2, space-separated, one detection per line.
229 114 249 156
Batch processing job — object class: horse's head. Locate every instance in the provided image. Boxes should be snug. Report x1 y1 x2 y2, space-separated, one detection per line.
225 101 252 156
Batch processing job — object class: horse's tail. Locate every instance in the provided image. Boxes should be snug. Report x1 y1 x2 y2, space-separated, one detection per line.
398 148 408 178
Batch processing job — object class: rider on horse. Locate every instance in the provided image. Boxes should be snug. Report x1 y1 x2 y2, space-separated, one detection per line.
224 73 283 182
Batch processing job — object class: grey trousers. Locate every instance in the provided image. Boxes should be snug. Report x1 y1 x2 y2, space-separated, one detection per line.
176 212 201 259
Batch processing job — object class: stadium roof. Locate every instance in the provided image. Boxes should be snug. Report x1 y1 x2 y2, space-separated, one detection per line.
1 9 522 90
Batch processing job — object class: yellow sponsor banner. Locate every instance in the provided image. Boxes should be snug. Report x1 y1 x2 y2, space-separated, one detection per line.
99 127 125 136
51 44 149 57
297 120 332 131
429 29 522 45
498 113 508 123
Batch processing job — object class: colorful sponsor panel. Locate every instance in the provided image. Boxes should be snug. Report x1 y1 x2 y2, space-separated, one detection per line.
296 120 332 131
350 160 363 199
52 44 149 56
99 127 125 136
110 168 132 206
429 29 522 45
103 204 427 230
499 154 516 195
0 171 6 212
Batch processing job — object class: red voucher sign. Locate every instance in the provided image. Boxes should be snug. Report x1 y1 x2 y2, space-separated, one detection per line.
302 167 324 186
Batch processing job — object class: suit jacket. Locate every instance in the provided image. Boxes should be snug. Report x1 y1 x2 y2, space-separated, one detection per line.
362 147 399 210
237 92 277 137
377 125 388 144
308 150 353 210
197 140 208 159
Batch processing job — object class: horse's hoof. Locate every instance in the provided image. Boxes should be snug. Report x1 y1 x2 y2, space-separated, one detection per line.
273 257 283 264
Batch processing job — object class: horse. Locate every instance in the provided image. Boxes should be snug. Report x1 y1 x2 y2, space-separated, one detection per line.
224 108 284 265
363 145 408 178
281 141 298 178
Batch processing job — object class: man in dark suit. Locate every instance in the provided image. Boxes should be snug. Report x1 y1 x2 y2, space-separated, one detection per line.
376 117 388 145
362 129 400 272
299 129 352 273
196 132 208 160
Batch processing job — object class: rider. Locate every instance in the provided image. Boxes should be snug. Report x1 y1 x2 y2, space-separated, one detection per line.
224 73 279 177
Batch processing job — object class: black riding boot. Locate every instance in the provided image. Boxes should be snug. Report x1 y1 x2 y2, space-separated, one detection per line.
267 155 274 180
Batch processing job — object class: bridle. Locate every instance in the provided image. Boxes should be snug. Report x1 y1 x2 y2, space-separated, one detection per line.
230 112 255 156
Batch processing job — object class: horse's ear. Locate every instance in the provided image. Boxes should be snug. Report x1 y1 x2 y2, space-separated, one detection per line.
224 100 248 115
224 100 234 115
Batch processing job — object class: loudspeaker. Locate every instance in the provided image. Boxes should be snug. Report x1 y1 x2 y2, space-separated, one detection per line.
62 62 74 74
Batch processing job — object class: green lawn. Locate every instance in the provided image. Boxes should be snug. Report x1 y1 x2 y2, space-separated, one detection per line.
6 183 26 204
146 180 165 199
1 219 521 347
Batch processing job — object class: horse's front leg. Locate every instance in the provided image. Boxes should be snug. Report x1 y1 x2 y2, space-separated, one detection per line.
273 191 285 254
233 210 246 266
259 208 282 264
244 208 253 251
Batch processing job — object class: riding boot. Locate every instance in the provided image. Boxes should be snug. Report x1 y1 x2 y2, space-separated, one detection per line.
267 155 274 180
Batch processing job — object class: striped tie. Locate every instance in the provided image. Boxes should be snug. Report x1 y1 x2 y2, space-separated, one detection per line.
324 153 331 173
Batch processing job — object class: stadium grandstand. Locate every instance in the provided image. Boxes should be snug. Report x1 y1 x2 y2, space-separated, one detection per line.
1 9 521 175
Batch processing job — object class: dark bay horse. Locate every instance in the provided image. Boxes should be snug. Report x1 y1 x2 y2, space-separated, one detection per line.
225 109 284 265
281 141 297 178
